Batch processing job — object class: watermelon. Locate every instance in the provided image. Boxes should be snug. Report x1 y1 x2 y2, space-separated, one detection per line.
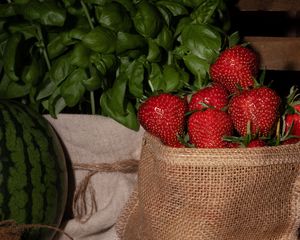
0 100 68 239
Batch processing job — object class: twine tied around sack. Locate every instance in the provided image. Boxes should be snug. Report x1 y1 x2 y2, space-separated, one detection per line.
0 220 73 240
72 159 139 223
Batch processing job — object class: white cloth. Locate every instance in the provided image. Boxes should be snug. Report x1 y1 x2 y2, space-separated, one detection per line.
44 114 144 240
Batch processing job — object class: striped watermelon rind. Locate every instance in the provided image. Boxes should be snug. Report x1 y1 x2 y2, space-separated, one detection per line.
0 100 68 240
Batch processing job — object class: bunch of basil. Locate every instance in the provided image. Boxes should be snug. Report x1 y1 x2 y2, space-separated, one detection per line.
0 0 237 130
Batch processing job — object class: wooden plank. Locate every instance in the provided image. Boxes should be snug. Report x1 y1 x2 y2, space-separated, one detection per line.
244 36 300 71
237 0 300 11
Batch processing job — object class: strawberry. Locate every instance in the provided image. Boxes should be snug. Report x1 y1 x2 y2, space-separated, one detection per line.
137 93 187 147
247 139 266 148
228 86 281 136
210 45 259 93
282 138 300 145
285 104 300 136
188 109 234 148
188 83 229 111
283 86 300 137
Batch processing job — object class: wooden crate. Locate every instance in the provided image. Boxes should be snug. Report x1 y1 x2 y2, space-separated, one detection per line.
231 0 300 95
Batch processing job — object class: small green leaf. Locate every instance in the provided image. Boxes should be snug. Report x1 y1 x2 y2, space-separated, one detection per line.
228 31 240 48
155 24 173 50
147 39 161 62
148 63 164 92
82 66 102 91
183 54 209 88
133 1 163 38
70 43 90 68
127 59 145 98
0 4 16 17
100 74 139 130
3 33 23 82
60 68 87 107
95 2 133 32
190 0 219 24
46 87 67 117
162 65 181 92
116 32 146 54
82 26 117 53
180 24 221 63
100 73 128 116
14 1 66 27
36 74 56 100
156 1 188 16
50 54 77 85
90 53 118 75
8 23 36 40
0 73 29 98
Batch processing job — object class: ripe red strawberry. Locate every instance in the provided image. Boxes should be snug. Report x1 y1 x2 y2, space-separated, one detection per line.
188 109 234 148
285 104 300 136
210 45 259 93
137 93 187 147
247 139 266 148
228 86 281 136
188 83 229 111
282 138 300 145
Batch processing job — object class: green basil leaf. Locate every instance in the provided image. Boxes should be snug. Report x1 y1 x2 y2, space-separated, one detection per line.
96 2 132 32
82 66 102 91
114 0 135 13
3 33 23 82
90 53 118 75
183 54 209 88
147 39 161 62
162 65 181 92
46 87 67 117
100 74 139 130
70 43 90 68
14 0 30 3
0 4 16 17
180 24 221 63
156 1 188 16
133 1 163 38
228 31 240 47
127 59 145 98
83 0 111 5
8 23 37 40
49 54 76 85
0 73 29 98
177 0 206 8
60 68 87 107
148 63 164 92
190 0 219 24
47 35 69 59
116 32 146 54
156 5 172 26
82 26 117 53
61 0 76 7
14 1 66 27
100 73 127 116
36 74 56 100
155 24 173 50
174 16 192 36
21 56 43 85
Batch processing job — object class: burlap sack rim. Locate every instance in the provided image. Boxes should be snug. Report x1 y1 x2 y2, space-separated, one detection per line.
144 132 300 166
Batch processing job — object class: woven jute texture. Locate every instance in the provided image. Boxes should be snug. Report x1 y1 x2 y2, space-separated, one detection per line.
116 132 300 240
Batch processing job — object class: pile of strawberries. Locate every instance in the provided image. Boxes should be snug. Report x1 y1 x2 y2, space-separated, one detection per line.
137 44 300 148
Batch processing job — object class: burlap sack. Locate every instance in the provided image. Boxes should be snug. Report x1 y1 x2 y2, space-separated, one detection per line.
116 132 300 240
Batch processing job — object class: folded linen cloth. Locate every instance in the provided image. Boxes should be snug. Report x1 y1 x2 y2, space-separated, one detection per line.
44 114 144 240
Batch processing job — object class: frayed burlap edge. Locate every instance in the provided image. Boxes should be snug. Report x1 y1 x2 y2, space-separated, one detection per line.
115 186 139 239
